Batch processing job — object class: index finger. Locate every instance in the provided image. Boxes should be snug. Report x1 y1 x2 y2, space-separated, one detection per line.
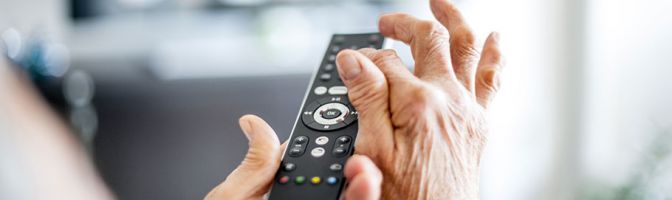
430 0 470 32
430 0 479 91
379 13 457 82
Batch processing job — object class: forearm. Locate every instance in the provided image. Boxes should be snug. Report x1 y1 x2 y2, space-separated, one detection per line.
0 57 112 199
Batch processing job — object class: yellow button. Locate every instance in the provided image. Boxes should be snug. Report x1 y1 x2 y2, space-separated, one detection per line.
311 176 321 184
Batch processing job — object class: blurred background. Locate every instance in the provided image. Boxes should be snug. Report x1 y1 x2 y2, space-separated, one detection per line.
1 0 672 199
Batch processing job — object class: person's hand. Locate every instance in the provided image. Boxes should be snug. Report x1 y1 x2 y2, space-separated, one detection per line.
334 0 504 199
205 115 383 200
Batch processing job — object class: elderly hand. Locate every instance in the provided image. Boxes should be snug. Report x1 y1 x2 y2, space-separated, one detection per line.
335 0 504 199
205 115 382 200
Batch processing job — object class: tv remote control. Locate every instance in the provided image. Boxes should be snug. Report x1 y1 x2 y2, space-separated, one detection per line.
268 33 390 200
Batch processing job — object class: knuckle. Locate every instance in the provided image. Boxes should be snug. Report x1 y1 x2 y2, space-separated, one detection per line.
377 49 399 58
479 68 501 92
452 44 479 67
450 29 479 66
454 38 476 53
370 49 400 67
407 84 442 114
489 70 502 91
241 148 278 170
415 21 448 38
452 26 476 43
411 21 451 67
349 80 387 109
422 39 451 68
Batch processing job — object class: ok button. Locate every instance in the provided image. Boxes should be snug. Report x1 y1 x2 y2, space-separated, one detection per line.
321 109 342 119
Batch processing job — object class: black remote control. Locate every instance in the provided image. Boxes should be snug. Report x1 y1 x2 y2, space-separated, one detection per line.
268 33 389 200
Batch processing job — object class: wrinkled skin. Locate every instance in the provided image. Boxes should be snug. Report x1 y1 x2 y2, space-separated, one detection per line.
205 0 503 199
334 0 504 199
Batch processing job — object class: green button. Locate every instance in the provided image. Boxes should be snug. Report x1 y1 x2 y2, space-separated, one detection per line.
295 176 306 184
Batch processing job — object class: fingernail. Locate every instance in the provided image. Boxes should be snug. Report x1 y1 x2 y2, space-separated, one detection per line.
491 32 500 43
337 52 362 81
239 116 253 140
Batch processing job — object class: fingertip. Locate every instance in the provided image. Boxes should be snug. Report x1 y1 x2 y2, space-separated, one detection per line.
430 0 454 12
482 32 503 65
344 155 381 181
485 32 501 52
378 13 395 37
343 163 382 200
335 49 358 60
239 114 262 128
344 155 364 178
490 31 500 43
378 12 412 40
476 32 505 108
238 115 255 139
336 50 363 81
238 114 279 145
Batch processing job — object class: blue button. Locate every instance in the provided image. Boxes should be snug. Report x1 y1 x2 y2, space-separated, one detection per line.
326 176 338 185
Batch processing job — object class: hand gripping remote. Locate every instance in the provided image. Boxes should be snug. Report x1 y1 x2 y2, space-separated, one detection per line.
268 33 390 200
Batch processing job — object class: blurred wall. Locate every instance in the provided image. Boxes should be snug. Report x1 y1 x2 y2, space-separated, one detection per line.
580 0 672 198
0 0 68 41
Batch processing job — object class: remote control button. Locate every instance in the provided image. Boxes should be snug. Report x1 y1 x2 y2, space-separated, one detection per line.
278 176 290 184
320 73 331 81
311 147 325 157
289 136 309 157
301 102 318 125
333 136 352 157
331 46 341 53
326 176 338 185
295 176 306 184
315 136 329 145
314 86 327 95
283 162 296 171
289 147 302 157
294 136 308 144
329 163 343 171
328 55 336 62
332 147 347 156
328 86 348 95
336 136 351 144
334 36 345 44
369 34 380 43
301 97 358 131
313 103 349 125
311 176 321 185
321 108 342 119
324 63 335 72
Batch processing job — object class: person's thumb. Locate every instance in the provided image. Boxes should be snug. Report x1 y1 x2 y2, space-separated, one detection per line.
335 49 394 160
343 155 383 200
236 115 282 173
205 115 282 200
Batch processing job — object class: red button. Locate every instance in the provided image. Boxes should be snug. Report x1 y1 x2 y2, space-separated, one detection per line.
278 176 290 184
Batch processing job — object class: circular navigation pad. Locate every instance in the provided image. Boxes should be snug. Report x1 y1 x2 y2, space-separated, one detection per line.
313 103 349 125
301 97 357 131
